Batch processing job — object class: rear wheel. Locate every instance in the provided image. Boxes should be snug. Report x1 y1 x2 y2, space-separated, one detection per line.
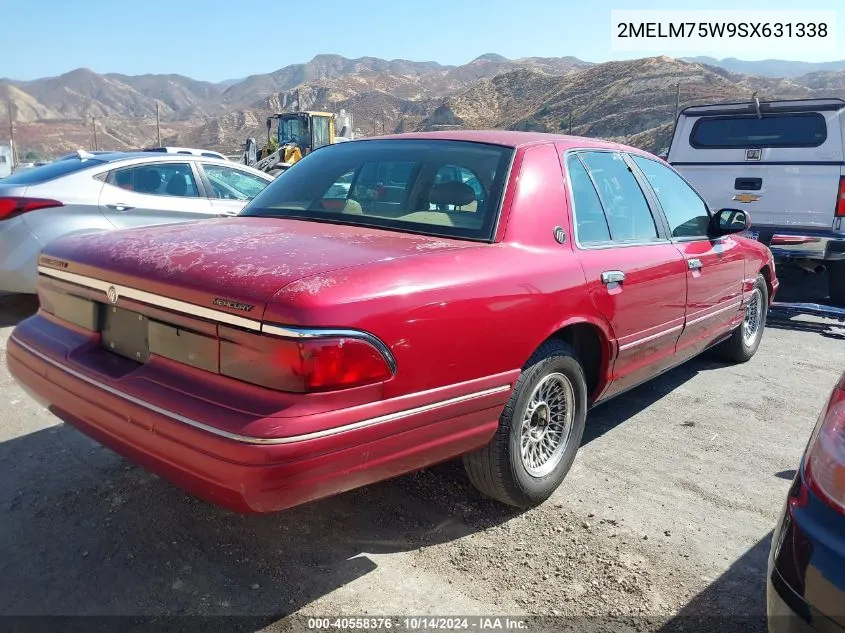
829 260 845 306
712 273 768 363
463 340 587 508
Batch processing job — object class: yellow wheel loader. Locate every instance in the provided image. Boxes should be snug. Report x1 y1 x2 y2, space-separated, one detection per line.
243 109 354 176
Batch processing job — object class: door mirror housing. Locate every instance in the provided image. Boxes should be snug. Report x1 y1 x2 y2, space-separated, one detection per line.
709 208 751 237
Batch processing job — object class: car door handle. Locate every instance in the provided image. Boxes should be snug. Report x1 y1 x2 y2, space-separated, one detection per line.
601 270 625 284
687 258 703 270
106 203 134 212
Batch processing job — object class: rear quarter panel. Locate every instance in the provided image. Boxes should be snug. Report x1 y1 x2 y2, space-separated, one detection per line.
22 172 115 244
264 143 613 399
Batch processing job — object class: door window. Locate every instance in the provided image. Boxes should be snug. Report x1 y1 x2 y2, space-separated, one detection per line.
578 151 658 242
201 164 269 200
566 154 611 244
631 155 711 238
312 116 331 150
106 163 199 198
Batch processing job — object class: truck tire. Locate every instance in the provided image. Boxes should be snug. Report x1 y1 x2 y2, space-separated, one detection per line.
829 261 845 306
712 273 769 363
463 340 587 508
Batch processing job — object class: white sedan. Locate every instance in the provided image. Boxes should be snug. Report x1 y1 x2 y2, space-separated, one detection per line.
0 150 274 293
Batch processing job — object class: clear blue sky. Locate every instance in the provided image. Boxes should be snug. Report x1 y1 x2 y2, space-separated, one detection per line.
2 0 843 82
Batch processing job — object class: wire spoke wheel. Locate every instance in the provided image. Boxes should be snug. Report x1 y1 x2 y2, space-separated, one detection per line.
742 287 763 347
520 372 576 477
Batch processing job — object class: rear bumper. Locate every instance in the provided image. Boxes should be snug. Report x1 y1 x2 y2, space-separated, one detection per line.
6 332 508 514
755 227 845 262
767 471 845 633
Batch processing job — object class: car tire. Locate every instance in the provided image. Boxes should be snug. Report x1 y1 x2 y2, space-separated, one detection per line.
463 339 588 508
712 273 769 363
828 261 845 307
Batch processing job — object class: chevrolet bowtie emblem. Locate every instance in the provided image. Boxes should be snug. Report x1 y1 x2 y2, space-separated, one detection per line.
732 193 761 203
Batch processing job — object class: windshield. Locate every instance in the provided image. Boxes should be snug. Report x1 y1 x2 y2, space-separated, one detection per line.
278 117 308 147
241 139 514 241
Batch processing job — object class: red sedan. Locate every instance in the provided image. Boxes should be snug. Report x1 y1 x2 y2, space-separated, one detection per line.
7 131 778 513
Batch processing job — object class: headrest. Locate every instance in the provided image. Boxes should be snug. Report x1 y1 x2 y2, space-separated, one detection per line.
166 173 188 196
137 168 161 192
429 180 475 207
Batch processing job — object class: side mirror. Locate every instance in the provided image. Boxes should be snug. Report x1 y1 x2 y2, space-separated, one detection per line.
710 208 751 237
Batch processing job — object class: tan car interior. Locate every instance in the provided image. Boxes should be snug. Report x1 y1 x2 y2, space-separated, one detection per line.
317 162 487 230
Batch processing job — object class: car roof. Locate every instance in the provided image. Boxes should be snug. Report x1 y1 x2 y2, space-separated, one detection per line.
92 151 226 162
359 130 643 153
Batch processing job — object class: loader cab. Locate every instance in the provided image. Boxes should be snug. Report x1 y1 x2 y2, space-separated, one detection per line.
274 112 335 155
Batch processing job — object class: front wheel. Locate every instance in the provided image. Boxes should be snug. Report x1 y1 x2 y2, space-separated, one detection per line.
712 273 769 363
463 340 588 508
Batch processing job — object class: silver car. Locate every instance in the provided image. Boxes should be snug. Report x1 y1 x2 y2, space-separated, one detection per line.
0 151 274 293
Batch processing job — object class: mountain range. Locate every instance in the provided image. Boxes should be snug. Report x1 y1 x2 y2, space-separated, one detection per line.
3 54 844 158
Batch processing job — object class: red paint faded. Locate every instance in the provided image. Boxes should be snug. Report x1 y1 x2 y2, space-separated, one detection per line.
7 131 779 513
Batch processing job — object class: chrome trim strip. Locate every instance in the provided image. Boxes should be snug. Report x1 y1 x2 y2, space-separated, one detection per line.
618 299 744 351
618 324 683 351
38 266 262 331
10 335 508 445
262 325 398 374
685 300 743 327
36 267 397 370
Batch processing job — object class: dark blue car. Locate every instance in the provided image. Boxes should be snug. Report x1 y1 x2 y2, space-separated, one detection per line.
768 371 845 632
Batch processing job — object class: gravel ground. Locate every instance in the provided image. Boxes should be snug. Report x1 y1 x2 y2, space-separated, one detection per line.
0 266 843 633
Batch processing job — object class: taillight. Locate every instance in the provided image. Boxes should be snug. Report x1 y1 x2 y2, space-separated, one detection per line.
220 329 393 393
836 177 845 218
0 197 64 221
804 374 845 513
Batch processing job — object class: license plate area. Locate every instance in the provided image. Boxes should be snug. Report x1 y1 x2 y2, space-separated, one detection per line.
101 305 150 363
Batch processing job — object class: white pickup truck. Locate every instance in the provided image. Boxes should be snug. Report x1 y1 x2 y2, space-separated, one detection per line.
667 98 845 305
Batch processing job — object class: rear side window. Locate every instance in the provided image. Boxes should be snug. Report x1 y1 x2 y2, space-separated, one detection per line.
690 113 827 148
566 155 611 244
577 151 659 243
1 158 105 185
106 163 199 198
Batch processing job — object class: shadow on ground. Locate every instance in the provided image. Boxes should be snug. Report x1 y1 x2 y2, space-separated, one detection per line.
583 356 727 446
0 418 526 628
0 352 738 631
657 533 773 633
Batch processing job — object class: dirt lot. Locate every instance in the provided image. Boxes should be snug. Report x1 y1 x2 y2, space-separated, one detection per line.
1 268 844 633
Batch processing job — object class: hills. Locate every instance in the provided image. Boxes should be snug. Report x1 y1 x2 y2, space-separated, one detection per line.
176 56 843 156
683 57 845 78
4 54 845 158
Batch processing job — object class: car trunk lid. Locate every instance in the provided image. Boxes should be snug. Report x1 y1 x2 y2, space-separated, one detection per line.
37 216 472 324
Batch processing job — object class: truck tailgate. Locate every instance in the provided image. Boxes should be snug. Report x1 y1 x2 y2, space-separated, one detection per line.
678 163 842 230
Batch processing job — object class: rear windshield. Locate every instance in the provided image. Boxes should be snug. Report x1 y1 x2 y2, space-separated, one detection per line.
241 139 514 241
690 113 828 149
1 158 105 184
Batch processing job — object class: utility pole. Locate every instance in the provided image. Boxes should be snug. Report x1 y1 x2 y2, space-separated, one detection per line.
568 110 573 135
155 101 162 147
91 116 98 151
8 99 16 170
